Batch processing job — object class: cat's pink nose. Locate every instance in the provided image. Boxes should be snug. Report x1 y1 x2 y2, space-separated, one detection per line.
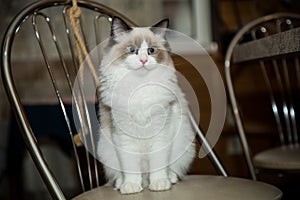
140 59 148 65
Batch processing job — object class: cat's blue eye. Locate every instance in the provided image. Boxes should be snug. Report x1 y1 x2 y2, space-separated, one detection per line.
147 47 157 55
127 46 137 54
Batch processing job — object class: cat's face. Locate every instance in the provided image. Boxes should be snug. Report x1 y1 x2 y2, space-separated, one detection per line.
105 17 171 73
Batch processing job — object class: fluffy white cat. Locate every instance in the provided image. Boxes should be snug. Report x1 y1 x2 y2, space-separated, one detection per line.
97 17 195 194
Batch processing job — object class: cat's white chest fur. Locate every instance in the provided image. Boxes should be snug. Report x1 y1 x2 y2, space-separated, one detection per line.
102 65 178 138
101 63 177 108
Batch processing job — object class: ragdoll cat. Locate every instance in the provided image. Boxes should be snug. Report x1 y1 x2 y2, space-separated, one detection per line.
97 16 196 194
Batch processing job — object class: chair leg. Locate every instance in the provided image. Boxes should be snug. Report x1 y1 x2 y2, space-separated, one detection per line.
188 110 228 177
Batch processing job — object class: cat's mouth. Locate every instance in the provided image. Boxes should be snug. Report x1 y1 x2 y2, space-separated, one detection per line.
134 64 155 71
128 65 155 76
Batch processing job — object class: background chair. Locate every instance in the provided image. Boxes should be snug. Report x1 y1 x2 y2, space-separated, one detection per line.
1 0 282 199
225 12 300 197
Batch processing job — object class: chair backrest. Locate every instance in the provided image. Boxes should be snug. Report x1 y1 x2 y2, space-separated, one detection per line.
2 1 230 199
224 12 300 180
1 0 135 199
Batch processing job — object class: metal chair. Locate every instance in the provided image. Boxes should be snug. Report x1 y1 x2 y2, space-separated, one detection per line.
225 12 300 182
1 0 282 199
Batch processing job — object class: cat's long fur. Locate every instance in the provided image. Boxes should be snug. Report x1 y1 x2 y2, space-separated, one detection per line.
97 17 195 194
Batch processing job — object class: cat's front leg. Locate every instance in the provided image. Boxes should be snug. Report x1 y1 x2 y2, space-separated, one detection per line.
116 138 143 194
148 148 172 191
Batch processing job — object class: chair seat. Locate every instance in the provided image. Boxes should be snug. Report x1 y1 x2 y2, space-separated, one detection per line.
253 145 300 170
72 175 282 200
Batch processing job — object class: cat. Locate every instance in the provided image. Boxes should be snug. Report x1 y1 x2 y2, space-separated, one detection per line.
96 16 196 194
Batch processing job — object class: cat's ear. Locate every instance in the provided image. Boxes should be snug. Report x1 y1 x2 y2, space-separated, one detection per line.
150 19 169 38
111 16 132 38
152 19 169 29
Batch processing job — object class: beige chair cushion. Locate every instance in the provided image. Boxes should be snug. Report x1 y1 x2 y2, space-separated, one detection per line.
253 145 300 170
72 175 282 200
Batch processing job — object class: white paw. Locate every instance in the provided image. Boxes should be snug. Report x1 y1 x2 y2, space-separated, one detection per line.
149 178 172 191
114 177 123 190
120 182 143 194
169 171 179 184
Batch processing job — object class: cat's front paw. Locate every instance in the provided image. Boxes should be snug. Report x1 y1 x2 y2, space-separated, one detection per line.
120 182 143 194
169 171 179 184
114 177 123 190
149 178 172 191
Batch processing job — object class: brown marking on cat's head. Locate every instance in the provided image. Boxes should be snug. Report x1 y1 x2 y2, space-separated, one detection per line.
106 17 172 68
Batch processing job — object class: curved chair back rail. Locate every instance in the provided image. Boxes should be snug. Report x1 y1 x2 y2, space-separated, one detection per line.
225 12 300 180
2 0 227 199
